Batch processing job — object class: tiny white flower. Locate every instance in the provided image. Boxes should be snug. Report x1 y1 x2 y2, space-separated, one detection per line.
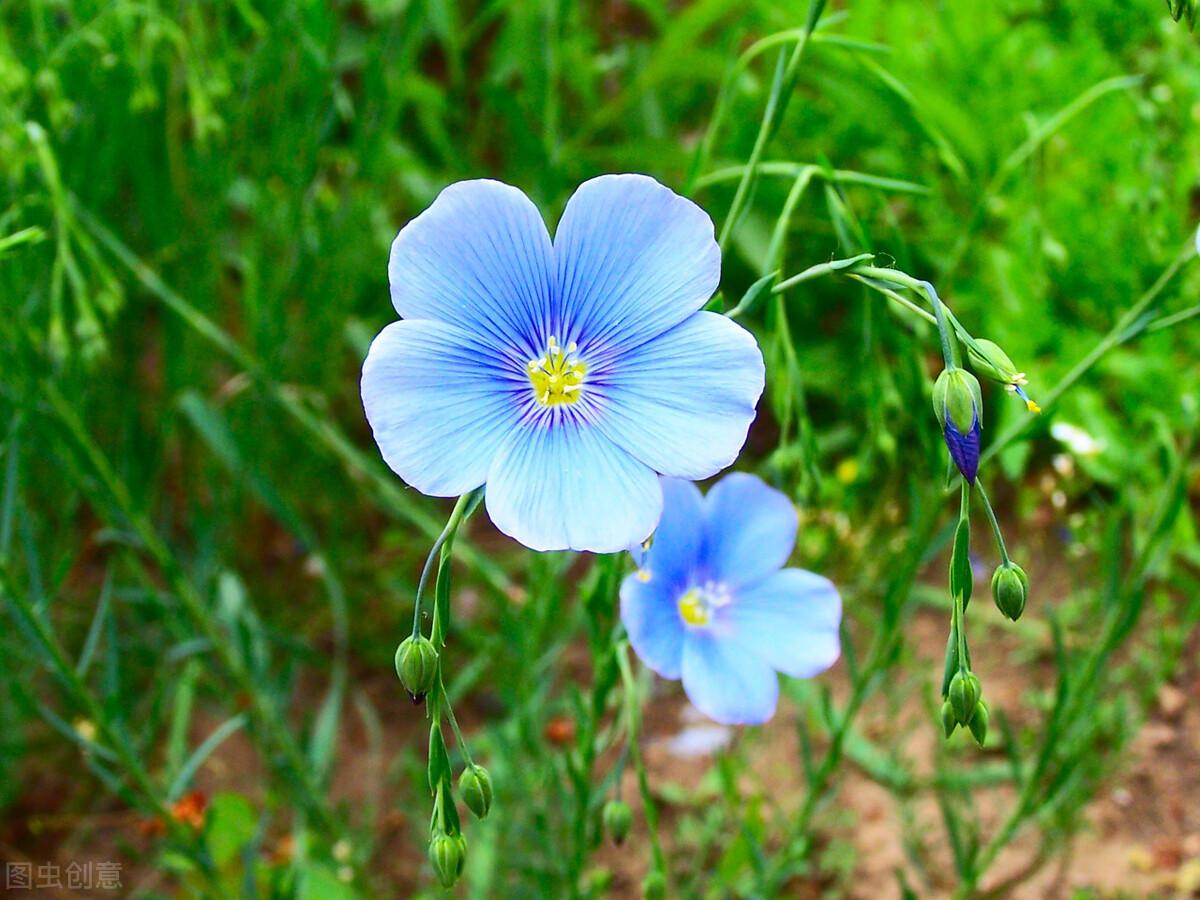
1050 422 1105 457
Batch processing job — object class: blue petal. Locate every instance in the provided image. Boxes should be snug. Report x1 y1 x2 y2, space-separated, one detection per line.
702 473 798 588
944 416 980 485
724 569 841 678
640 477 704 591
681 631 779 725
361 320 521 496
554 174 720 356
389 179 554 357
620 572 685 679
485 417 662 553
593 313 764 480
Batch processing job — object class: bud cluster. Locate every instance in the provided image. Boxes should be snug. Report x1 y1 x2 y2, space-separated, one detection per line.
942 670 988 747
429 830 467 888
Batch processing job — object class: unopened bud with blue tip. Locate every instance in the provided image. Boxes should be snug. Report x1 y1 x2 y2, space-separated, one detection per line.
933 367 983 484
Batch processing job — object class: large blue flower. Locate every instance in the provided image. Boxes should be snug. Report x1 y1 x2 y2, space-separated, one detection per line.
620 474 841 725
362 175 765 553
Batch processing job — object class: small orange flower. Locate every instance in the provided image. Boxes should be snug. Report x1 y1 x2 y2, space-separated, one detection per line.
543 716 575 746
170 791 208 830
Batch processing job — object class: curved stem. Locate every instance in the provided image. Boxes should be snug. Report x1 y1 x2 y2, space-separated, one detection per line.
616 641 667 876
975 482 1010 565
412 490 479 639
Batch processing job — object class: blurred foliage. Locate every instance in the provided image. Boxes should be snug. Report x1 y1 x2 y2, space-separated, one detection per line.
1 0 1199 897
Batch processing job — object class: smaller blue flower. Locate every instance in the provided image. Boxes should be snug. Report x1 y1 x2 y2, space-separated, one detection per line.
620 474 842 725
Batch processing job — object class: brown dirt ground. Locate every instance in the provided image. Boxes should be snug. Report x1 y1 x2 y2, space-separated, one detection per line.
5 597 1199 899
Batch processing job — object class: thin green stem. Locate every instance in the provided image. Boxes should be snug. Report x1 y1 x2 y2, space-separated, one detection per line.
955 483 971 674
922 280 957 369
0 567 230 899
41 382 345 841
616 641 666 876
975 482 1010 565
980 237 1195 466
439 678 475 770
717 0 827 253
73 201 510 599
412 491 477 639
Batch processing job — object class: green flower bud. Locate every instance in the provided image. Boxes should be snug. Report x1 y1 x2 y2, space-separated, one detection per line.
941 700 958 738
967 339 1020 385
932 368 983 436
458 764 494 820
948 671 980 725
991 562 1029 622
969 700 989 747
395 635 438 702
602 800 633 846
641 870 667 900
429 831 467 889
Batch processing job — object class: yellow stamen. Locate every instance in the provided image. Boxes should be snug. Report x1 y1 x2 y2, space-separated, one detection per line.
527 335 587 406
678 589 711 627
636 569 652 583
1026 399 1041 414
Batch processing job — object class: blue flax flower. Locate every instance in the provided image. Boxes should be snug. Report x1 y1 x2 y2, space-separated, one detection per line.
361 175 765 553
620 474 842 725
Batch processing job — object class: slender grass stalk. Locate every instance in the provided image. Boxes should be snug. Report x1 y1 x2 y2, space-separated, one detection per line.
412 491 478 639
761 500 941 891
71 201 511 600
975 483 1010 566
40 380 346 843
717 0 827 253
942 75 1141 277
616 641 666 877
955 441 1190 896
0 567 230 899
980 237 1196 466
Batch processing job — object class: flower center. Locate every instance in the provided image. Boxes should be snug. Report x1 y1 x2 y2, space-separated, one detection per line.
677 581 731 628
527 336 587 407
